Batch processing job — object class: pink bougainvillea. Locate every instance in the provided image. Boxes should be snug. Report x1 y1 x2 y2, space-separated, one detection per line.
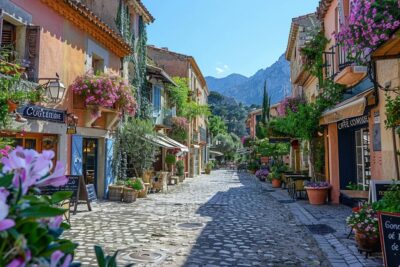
336 0 400 63
71 72 136 117
277 96 306 117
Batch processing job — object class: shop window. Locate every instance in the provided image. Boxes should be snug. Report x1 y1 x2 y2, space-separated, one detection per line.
92 53 104 74
355 128 371 190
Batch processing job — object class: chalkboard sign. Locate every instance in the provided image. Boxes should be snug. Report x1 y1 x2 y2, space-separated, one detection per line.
378 212 400 267
40 175 80 199
86 184 97 202
370 180 400 202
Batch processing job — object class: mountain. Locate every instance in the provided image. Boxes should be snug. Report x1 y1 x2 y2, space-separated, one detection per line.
205 54 290 105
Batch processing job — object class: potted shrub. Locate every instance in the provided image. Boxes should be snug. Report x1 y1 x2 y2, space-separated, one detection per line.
165 154 176 172
108 180 125 201
304 181 331 205
205 162 213 174
346 205 380 252
268 169 282 188
176 160 185 182
123 178 144 202
255 169 269 182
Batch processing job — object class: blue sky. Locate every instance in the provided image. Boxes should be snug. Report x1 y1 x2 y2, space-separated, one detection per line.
142 0 320 78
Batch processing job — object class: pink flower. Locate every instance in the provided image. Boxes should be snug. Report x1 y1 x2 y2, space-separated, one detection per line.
51 251 72 267
6 258 24 267
36 161 67 187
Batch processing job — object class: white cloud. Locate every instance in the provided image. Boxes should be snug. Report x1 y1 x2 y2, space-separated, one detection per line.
215 64 230 76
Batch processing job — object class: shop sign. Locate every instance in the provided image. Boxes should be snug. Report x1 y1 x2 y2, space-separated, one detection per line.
19 105 65 123
378 212 400 267
370 180 400 202
337 115 368 130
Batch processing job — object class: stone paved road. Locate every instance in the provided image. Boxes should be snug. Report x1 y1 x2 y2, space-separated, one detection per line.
64 170 329 266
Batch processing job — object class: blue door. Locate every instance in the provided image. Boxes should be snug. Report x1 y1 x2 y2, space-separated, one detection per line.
104 138 114 198
71 135 83 175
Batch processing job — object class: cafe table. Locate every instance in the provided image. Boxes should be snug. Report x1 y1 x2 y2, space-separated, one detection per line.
285 174 310 199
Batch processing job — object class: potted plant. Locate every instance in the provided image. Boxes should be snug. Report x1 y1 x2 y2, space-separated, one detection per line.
123 178 144 203
268 169 282 188
205 162 213 174
255 168 269 182
108 180 125 201
346 205 380 251
165 154 176 172
304 181 331 205
176 160 185 182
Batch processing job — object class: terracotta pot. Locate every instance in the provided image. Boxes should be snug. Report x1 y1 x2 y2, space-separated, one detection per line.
271 179 282 188
137 183 149 198
355 231 381 252
205 169 211 175
305 187 329 205
7 100 18 112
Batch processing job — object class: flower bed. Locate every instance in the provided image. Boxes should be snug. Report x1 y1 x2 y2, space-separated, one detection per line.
71 72 136 117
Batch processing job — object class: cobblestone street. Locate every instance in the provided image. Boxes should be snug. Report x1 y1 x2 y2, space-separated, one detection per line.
64 170 330 266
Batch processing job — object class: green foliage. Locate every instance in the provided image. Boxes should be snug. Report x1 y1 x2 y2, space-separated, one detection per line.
373 183 400 213
346 182 365 191
208 91 248 137
125 178 144 191
268 161 287 181
176 160 185 176
247 160 260 171
384 93 400 129
165 154 177 165
256 122 268 139
209 115 227 136
301 31 329 85
168 77 190 114
114 119 156 178
214 132 242 160
255 138 290 158
314 138 325 174
182 101 210 119
261 81 271 124
95 245 133 267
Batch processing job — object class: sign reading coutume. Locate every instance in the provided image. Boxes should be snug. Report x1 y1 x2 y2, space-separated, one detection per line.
18 105 66 123
338 115 369 130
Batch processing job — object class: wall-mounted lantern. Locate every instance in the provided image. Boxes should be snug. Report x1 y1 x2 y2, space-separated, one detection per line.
39 73 66 103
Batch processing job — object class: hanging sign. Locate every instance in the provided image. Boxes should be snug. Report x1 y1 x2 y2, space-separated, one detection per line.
18 105 65 123
378 212 400 267
337 115 369 130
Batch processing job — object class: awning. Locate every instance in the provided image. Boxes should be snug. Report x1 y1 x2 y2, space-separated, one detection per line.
144 134 175 149
157 134 189 152
320 89 374 125
210 150 223 156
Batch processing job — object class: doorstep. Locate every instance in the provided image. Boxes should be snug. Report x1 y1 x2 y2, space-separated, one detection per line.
257 178 383 267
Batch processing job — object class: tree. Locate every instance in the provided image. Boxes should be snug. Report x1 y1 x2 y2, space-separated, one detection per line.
209 115 227 136
261 81 271 124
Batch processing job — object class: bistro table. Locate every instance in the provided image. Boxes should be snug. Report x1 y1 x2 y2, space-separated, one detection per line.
286 175 310 199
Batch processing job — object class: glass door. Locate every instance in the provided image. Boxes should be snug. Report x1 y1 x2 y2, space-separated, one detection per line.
83 138 98 191
355 128 371 190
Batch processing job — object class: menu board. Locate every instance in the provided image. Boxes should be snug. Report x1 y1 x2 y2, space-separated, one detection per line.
40 175 80 200
378 212 400 267
86 184 97 202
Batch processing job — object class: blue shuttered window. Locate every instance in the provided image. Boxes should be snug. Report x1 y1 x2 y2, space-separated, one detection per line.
104 139 114 198
152 85 161 115
71 135 83 175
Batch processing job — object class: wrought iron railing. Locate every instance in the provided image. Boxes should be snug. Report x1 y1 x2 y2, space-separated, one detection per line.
323 43 354 79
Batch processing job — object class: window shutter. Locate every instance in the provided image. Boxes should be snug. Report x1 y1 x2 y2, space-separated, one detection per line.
25 26 41 81
0 9 3 47
153 86 161 113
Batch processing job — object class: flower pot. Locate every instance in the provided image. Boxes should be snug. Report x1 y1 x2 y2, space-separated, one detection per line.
178 175 185 183
137 183 149 198
108 185 123 201
205 169 211 175
7 100 18 112
122 187 138 203
271 179 282 188
305 187 329 205
355 231 381 252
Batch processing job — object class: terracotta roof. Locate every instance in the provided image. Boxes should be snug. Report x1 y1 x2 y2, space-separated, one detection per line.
285 13 319 60
41 0 132 57
147 45 208 94
133 0 155 23
317 0 334 20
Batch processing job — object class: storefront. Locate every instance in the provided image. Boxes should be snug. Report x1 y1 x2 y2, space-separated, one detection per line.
321 78 377 203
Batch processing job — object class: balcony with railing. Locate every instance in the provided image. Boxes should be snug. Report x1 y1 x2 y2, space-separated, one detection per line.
324 43 368 86
153 107 176 128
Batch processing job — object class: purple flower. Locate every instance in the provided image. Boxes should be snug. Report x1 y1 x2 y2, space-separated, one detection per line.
50 251 72 267
48 216 63 230
36 161 67 188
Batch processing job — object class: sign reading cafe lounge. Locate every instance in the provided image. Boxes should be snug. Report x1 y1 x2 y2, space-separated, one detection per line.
338 115 369 130
18 105 66 123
